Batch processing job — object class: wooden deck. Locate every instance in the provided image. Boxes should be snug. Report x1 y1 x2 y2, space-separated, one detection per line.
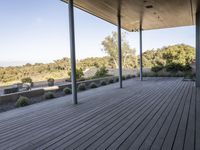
0 78 199 150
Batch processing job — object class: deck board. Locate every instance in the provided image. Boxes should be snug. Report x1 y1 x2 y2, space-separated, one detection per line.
0 78 198 150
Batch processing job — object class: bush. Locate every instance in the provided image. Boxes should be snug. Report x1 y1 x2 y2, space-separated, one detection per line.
68 68 84 80
182 64 192 72
100 80 107 86
165 63 184 72
78 83 86 91
126 75 131 79
47 78 55 86
44 92 55 99
131 75 136 78
115 77 119 82
94 66 108 78
151 66 163 72
109 79 114 84
63 87 72 95
122 76 126 80
16 96 29 107
21 77 33 85
89 82 98 88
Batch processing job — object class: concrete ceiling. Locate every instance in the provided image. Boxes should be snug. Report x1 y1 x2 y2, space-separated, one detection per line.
63 0 199 31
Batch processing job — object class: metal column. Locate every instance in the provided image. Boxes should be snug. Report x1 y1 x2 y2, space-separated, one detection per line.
196 11 200 87
68 0 78 104
118 15 123 88
139 26 143 81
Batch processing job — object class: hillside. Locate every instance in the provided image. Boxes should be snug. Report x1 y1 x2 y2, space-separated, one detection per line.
0 44 195 86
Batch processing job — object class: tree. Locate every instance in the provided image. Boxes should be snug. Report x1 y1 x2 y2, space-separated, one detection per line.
101 32 136 68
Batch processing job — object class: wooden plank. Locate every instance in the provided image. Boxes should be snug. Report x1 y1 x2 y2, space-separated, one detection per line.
84 80 184 150
0 78 173 149
35 79 177 150
63 80 181 150
183 86 196 150
125 81 186 150
154 83 192 150
0 78 196 150
195 87 200 150
105 80 183 150
138 82 188 150
171 82 193 150
0 79 144 134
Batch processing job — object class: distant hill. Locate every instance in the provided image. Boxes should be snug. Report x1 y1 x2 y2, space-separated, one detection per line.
0 44 195 86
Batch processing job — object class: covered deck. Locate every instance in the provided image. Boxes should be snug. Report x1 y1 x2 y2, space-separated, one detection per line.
0 78 199 150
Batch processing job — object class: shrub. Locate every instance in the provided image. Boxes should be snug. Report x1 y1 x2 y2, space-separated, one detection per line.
109 79 114 84
44 92 55 99
100 80 107 86
94 66 108 78
157 72 171 77
115 77 119 82
122 76 126 80
47 78 54 82
63 87 72 95
182 64 192 72
78 83 86 91
126 75 131 79
21 77 33 85
47 78 55 86
68 68 84 80
130 75 135 78
16 96 29 107
165 63 184 72
89 82 98 88
151 66 163 72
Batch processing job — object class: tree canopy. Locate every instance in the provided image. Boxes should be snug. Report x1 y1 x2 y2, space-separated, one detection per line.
101 32 136 68
0 37 195 87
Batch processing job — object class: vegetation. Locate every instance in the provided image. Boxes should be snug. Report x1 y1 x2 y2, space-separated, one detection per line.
89 82 98 88
126 74 131 79
109 79 114 84
78 83 86 91
100 80 107 86
122 76 126 80
63 87 72 95
68 68 84 80
0 37 195 87
142 44 195 72
94 66 108 78
47 78 55 86
15 96 29 107
43 92 55 99
115 77 119 82
21 77 32 84
102 32 137 68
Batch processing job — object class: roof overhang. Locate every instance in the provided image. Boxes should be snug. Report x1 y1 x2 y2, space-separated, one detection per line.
63 0 199 31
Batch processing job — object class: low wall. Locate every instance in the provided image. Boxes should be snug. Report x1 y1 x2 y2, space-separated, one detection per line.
0 76 118 105
0 89 45 105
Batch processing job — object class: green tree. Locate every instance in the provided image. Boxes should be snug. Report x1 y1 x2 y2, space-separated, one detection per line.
101 32 136 68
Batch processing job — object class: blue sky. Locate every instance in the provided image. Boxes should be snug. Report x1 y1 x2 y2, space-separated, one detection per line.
0 0 195 66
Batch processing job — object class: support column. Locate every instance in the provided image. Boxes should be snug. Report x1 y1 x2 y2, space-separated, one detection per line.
139 26 143 81
196 11 200 87
118 15 123 88
68 0 78 104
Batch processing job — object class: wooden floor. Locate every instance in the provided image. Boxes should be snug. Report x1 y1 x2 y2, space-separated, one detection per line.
0 78 199 150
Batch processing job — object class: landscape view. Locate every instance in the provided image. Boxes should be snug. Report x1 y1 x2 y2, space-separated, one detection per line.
0 1 199 149
0 28 196 112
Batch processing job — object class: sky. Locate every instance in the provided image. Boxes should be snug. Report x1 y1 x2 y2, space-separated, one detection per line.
0 0 196 67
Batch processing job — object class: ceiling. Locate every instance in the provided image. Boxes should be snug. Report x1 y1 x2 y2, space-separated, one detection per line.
63 0 199 31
